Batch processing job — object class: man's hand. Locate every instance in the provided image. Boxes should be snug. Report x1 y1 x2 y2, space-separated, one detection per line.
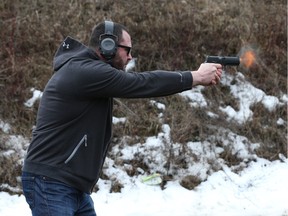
191 63 222 86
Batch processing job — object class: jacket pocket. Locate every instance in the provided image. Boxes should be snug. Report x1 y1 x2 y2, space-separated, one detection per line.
64 134 87 164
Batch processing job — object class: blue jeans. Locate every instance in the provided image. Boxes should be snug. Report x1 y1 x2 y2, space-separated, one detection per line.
21 172 96 216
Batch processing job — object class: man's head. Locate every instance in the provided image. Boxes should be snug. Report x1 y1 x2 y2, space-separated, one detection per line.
89 21 132 70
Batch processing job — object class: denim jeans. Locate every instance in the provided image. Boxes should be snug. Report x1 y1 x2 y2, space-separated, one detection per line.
21 172 96 216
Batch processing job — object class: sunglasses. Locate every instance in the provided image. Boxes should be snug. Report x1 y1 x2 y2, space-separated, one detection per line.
117 44 132 56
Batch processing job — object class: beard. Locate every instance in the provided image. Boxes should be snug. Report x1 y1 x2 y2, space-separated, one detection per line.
112 55 126 70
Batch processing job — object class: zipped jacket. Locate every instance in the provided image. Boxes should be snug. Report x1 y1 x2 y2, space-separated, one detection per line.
23 36 193 193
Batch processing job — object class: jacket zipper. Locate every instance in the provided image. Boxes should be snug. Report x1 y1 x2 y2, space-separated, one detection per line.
64 134 87 164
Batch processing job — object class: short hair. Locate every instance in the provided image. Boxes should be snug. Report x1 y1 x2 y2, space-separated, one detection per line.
88 21 129 49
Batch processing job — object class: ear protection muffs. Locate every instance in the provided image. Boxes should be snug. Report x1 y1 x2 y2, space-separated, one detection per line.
99 21 118 60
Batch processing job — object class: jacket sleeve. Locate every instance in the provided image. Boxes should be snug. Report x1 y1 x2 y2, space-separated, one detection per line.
68 59 193 98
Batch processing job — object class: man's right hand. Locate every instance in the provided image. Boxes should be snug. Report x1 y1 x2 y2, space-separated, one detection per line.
191 63 222 86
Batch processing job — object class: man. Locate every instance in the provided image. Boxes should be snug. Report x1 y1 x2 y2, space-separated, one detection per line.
22 21 222 215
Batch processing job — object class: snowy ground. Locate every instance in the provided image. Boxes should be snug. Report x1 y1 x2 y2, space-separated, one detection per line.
0 157 288 216
0 70 287 216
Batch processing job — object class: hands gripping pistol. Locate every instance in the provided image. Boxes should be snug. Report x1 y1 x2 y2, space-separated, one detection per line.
205 56 240 66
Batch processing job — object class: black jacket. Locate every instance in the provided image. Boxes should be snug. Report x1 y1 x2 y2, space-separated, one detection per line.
23 36 193 193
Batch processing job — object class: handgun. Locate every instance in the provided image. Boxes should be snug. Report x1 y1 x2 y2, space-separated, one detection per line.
205 56 240 66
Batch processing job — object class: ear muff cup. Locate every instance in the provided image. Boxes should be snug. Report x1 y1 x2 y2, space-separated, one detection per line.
99 21 118 60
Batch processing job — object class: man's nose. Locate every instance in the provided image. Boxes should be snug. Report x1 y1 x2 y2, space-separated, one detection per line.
127 53 132 61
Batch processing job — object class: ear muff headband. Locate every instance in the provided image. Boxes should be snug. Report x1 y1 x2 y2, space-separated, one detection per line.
99 21 118 60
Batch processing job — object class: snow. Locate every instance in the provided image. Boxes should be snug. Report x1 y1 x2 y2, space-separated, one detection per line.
93 159 288 216
23 88 43 108
0 69 287 216
219 72 281 124
0 120 11 133
179 85 208 108
0 158 287 216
